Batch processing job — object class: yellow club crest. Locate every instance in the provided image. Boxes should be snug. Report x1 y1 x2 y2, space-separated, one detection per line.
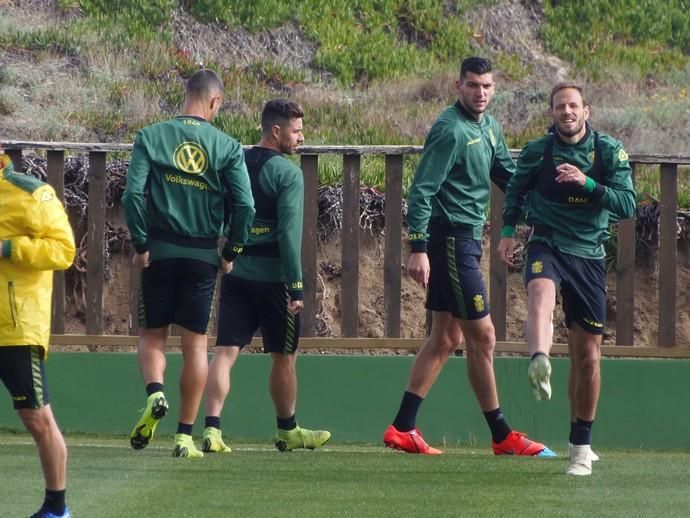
531 260 543 274
618 148 629 162
173 142 208 175
488 128 496 147
473 294 485 313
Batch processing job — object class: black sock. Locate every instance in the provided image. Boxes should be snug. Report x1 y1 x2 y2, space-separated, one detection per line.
277 415 297 431
177 422 193 435
571 418 593 445
43 489 66 515
483 408 511 443
392 391 424 432
205 416 221 430
569 421 576 443
531 352 548 361
146 382 164 396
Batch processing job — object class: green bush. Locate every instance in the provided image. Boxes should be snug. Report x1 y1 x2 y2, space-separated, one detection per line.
542 0 689 80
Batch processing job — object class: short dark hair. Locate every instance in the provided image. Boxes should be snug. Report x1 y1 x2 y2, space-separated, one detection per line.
550 82 587 109
460 57 492 79
185 69 224 100
261 99 304 133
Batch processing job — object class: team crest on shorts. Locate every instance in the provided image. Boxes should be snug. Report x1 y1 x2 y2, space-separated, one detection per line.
473 294 485 313
531 260 543 274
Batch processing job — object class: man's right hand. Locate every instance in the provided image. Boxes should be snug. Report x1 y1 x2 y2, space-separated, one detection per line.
497 237 516 266
132 251 150 269
406 252 430 287
287 299 304 315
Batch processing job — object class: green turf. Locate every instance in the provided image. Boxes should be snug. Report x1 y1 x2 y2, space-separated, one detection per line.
2 432 689 517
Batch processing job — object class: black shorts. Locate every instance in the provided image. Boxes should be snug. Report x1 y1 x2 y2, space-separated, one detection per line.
139 258 218 334
426 234 490 320
0 346 49 409
216 274 299 354
524 241 606 335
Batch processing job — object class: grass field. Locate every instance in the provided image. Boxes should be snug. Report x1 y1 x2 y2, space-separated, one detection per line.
2 432 689 517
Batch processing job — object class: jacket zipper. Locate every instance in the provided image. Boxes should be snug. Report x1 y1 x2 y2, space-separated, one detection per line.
8 281 18 328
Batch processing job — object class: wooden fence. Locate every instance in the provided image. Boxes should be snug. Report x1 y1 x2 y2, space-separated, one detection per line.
2 140 689 356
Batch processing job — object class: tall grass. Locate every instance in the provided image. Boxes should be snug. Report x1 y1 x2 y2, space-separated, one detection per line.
541 0 690 81
189 0 485 85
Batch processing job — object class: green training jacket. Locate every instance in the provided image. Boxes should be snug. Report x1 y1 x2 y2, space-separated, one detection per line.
230 147 304 301
407 101 515 252
123 115 255 266
501 126 636 259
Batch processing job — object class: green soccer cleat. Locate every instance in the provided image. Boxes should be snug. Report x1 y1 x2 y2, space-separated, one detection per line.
274 426 331 452
130 391 169 450
528 354 552 401
172 433 204 458
202 426 232 453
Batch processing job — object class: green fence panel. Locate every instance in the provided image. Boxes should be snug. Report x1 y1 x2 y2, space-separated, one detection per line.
1 354 688 450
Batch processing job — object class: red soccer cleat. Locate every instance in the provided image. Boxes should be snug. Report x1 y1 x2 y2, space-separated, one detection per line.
383 424 443 455
492 431 556 457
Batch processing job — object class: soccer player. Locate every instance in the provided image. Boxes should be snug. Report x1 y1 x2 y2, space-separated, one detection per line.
497 82 635 475
201 99 330 453
383 57 554 457
0 152 76 518
123 70 255 458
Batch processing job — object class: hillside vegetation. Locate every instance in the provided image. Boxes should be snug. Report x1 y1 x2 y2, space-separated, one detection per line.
0 0 688 190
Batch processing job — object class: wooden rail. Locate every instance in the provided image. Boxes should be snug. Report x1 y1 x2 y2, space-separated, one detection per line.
2 140 689 353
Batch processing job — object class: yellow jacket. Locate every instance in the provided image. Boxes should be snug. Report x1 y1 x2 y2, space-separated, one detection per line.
0 154 76 354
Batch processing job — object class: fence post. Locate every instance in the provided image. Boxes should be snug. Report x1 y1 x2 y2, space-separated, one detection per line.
658 163 678 347
490 185 507 341
301 155 319 337
86 151 106 335
341 154 361 337
47 150 66 335
384 154 403 338
615 163 636 346
6 149 23 172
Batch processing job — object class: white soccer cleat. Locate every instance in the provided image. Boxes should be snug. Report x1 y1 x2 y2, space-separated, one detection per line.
566 444 593 476
528 354 552 400
569 442 599 462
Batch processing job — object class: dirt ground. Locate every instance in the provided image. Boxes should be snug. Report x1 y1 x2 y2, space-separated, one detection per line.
58 226 690 351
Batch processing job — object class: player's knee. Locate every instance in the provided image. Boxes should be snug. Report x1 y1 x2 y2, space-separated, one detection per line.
478 324 496 347
19 407 52 437
465 328 495 355
434 332 461 355
574 342 600 368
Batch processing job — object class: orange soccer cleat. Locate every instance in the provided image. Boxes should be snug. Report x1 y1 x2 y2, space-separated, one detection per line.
383 424 443 455
492 431 556 457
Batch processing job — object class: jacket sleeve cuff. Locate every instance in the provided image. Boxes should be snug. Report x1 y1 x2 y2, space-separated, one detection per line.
134 243 149 254
222 243 243 262
288 289 304 301
1 239 11 259
591 182 605 201
409 240 427 253
500 225 515 238
582 177 596 193
288 281 303 301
